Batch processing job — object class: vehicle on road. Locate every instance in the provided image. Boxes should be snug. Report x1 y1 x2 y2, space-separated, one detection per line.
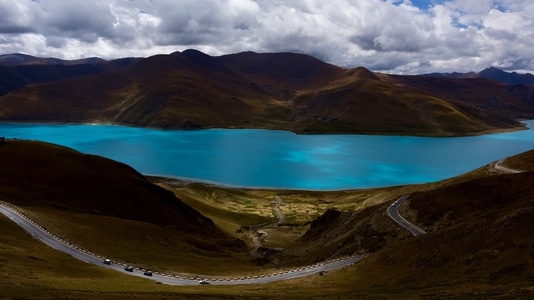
199 279 209 285
125 266 134 272
103 259 111 265
143 270 153 276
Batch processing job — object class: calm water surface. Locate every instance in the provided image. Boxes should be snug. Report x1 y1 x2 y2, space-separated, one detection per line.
2 120 534 190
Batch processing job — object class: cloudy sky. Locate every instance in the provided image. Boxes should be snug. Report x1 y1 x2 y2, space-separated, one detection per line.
0 0 533 74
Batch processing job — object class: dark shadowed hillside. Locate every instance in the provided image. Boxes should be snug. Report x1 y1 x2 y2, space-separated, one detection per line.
0 139 222 234
479 67 534 86
0 64 105 97
0 65 28 96
389 74 534 120
0 55 140 97
218 51 344 93
374 170 534 294
0 139 533 297
277 149 534 296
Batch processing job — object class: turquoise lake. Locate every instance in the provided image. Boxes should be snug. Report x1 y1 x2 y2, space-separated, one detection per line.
2 120 534 190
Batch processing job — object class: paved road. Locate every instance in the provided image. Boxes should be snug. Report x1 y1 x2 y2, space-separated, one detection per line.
387 195 426 236
0 203 363 285
387 156 525 236
494 158 524 174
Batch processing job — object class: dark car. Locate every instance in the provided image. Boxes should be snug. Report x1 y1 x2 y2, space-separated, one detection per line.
124 266 134 272
143 270 153 276
103 259 111 265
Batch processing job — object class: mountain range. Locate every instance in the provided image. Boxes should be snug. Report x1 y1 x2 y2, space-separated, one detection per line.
425 66 534 86
0 50 533 136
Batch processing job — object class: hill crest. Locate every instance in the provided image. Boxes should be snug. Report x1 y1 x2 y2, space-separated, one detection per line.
0 140 224 235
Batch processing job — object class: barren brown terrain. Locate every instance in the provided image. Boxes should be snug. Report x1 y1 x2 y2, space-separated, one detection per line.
1 50 533 136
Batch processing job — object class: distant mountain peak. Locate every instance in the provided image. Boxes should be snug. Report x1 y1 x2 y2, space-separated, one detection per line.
178 49 237 74
479 66 505 74
478 66 534 86
0 53 107 66
424 67 534 86
0 53 37 66
350 66 380 80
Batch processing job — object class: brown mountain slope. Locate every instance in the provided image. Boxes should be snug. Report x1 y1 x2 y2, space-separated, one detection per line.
0 50 285 128
217 51 344 94
0 55 140 96
0 64 106 97
292 68 522 134
357 171 534 296
0 139 223 234
281 150 534 296
388 75 534 119
0 65 28 96
0 139 259 276
0 50 532 135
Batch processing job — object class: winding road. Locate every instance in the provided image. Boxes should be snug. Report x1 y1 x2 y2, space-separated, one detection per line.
387 158 526 236
387 195 426 236
494 158 524 174
0 202 363 286
273 196 286 225
2 156 526 285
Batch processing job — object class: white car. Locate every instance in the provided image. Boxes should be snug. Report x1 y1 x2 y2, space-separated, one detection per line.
199 279 209 285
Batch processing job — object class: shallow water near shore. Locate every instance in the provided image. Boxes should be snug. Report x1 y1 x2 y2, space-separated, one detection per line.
2 120 534 190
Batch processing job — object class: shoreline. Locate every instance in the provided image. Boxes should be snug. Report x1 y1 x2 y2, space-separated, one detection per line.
147 174 371 192
0 119 529 137
4 120 534 192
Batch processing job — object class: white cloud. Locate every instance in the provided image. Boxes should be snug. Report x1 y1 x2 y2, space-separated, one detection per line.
0 0 532 74
0 0 37 33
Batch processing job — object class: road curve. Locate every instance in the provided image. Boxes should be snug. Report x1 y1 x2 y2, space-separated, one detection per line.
387 195 426 236
387 156 525 237
0 202 363 286
494 158 524 174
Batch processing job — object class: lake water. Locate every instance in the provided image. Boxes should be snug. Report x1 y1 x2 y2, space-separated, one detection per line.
2 120 534 190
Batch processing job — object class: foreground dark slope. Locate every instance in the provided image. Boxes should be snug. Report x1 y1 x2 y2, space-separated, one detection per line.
0 139 533 298
0 140 225 235
0 50 532 135
281 150 534 297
